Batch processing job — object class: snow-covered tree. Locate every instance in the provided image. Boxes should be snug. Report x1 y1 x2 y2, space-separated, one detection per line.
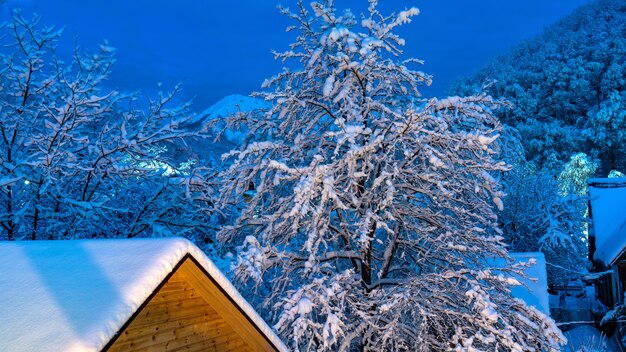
557 153 599 196
0 12 216 243
218 1 564 350
498 165 588 288
583 90 626 171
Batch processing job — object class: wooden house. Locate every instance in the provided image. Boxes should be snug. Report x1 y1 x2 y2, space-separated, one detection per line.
588 178 626 308
0 238 288 352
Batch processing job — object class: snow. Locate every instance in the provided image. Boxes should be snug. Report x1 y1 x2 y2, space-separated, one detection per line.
0 176 21 187
308 48 323 67
322 313 342 344
327 27 350 43
395 8 420 26
588 178 626 265
493 196 504 211
478 134 499 146
297 297 313 314
193 94 270 125
429 154 445 168
0 238 288 352
323 74 335 97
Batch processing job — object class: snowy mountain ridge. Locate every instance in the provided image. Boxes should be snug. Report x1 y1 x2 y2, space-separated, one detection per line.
188 94 270 145
191 93 270 125
161 94 269 164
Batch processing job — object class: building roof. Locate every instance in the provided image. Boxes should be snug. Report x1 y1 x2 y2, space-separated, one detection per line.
0 238 288 352
588 177 626 266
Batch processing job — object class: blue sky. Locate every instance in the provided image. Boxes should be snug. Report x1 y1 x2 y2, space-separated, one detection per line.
1 0 590 111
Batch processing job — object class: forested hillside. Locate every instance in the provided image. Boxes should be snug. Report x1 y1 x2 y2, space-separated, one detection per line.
450 0 626 288
453 0 626 175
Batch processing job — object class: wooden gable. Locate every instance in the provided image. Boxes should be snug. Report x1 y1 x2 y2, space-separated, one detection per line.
104 255 280 352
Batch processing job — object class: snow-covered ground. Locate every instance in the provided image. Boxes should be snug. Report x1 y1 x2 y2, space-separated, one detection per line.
550 284 619 351
563 325 610 351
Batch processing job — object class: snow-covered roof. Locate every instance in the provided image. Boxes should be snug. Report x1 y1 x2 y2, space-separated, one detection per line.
588 177 626 266
508 252 550 316
0 238 288 352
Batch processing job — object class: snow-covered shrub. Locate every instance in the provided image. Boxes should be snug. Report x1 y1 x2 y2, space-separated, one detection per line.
217 1 565 350
498 163 588 288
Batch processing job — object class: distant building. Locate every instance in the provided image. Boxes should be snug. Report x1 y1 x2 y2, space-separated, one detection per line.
588 178 626 308
0 238 288 352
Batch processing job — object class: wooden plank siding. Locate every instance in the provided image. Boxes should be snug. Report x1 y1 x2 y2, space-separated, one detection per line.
106 257 275 352
178 257 279 352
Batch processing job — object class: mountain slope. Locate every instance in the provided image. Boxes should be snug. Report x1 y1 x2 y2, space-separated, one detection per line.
166 94 270 165
191 94 270 126
452 0 626 173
